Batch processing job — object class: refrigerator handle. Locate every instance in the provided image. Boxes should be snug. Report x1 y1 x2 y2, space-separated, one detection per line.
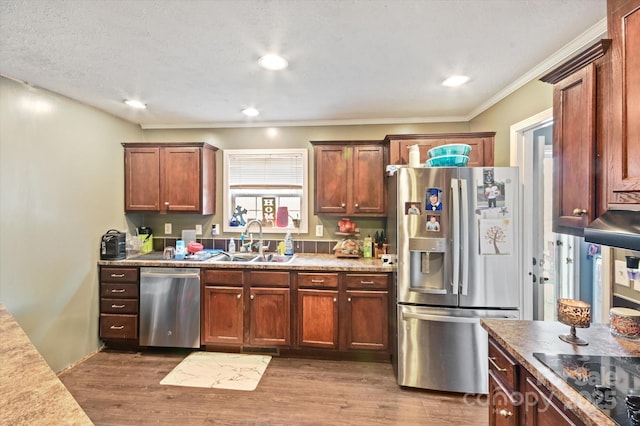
451 178 460 295
401 311 478 324
460 178 470 296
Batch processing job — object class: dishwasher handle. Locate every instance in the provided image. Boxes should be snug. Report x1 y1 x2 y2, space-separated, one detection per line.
140 271 200 279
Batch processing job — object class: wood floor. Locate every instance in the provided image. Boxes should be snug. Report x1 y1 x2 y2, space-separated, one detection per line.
59 349 488 425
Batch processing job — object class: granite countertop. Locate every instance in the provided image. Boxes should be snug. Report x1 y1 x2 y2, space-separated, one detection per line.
481 319 640 426
99 252 396 272
0 303 93 425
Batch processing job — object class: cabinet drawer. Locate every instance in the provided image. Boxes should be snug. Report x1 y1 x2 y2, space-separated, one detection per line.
100 267 138 283
247 271 290 287
488 338 518 389
202 269 243 286
100 314 137 340
100 298 138 314
345 274 388 290
100 283 139 299
298 273 338 289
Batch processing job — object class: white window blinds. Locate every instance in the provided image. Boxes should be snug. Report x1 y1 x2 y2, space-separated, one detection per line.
227 151 304 188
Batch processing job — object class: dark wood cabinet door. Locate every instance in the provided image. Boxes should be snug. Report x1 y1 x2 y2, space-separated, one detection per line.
297 289 339 349
202 286 243 346
552 64 596 235
524 376 580 426
343 290 388 351
607 0 640 205
488 372 519 426
248 287 291 347
313 145 349 215
464 137 494 167
124 147 161 211
352 145 386 215
398 139 441 164
161 146 202 213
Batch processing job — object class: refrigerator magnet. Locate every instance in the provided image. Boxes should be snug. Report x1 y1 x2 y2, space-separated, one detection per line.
426 188 442 211
426 214 441 232
405 202 422 215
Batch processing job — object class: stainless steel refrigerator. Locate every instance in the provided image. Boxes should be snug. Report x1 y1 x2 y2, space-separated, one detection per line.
388 166 521 394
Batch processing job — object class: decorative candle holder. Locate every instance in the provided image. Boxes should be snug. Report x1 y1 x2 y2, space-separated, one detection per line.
557 298 591 346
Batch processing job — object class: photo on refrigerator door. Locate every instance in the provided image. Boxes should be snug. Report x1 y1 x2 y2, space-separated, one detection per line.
405 202 422 215
425 215 441 232
479 218 513 255
425 188 442 211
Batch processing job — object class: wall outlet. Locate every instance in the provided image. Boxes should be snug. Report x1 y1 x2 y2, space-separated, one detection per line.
614 260 630 287
195 224 202 235
211 224 219 235
315 225 324 237
164 223 172 235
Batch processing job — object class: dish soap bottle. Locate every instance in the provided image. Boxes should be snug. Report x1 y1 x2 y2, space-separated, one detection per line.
363 235 373 258
284 230 294 256
409 144 420 167
228 238 236 253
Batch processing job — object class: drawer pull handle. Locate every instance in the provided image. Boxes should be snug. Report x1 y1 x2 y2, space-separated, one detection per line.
111 289 126 293
110 325 125 330
311 279 325 283
360 280 374 285
499 409 513 418
333 298 337 303
347 297 352 302
237 294 241 299
110 273 125 278
488 356 507 372
250 294 254 300
111 304 125 309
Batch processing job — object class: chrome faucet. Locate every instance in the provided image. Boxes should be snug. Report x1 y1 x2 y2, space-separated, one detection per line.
245 219 267 258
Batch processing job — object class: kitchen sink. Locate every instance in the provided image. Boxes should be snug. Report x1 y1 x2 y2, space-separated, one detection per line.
208 253 295 263
210 253 258 262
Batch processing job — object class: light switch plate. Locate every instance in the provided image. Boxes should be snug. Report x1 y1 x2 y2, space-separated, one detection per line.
316 225 323 237
164 223 172 235
195 224 202 235
614 260 630 287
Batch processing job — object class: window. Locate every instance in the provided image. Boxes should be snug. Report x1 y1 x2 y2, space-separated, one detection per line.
223 149 308 234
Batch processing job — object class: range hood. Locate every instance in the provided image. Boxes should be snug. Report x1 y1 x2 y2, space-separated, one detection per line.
584 210 640 251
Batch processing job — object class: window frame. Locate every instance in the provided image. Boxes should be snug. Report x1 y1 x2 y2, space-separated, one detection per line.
222 148 309 234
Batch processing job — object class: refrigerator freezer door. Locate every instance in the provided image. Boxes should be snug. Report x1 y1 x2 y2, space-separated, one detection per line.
395 167 458 306
396 305 518 393
458 167 520 309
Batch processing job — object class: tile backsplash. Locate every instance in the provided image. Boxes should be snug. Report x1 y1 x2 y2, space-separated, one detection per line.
152 237 337 254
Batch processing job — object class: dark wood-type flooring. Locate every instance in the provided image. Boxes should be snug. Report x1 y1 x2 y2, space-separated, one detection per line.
59 349 488 425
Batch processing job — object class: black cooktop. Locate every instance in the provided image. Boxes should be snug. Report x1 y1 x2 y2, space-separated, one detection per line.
534 353 640 426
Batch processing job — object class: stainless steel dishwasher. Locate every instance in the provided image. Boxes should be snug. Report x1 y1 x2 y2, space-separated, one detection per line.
139 267 201 348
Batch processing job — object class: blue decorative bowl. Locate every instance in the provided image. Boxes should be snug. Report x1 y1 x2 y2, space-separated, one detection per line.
428 144 472 158
425 154 469 167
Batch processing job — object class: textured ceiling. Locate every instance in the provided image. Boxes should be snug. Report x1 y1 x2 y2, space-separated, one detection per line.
0 0 607 128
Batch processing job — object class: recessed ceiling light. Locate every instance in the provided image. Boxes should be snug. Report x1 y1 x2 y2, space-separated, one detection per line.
442 75 470 87
258 54 288 71
124 99 147 109
242 107 260 117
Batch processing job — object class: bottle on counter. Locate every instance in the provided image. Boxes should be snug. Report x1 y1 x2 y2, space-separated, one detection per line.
284 230 294 256
175 240 186 259
363 235 373 258
228 238 236 253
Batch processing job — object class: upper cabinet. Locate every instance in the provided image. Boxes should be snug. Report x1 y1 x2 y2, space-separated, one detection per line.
540 40 611 236
311 141 387 217
607 0 640 206
123 142 217 214
384 132 495 167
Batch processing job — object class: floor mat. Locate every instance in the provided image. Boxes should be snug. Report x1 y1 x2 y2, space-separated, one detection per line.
160 351 271 391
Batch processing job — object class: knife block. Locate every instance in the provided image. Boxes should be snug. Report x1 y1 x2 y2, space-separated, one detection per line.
375 244 389 258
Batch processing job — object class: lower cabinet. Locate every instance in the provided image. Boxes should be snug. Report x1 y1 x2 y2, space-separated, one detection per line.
488 337 584 426
201 269 291 348
297 272 390 354
99 267 139 343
